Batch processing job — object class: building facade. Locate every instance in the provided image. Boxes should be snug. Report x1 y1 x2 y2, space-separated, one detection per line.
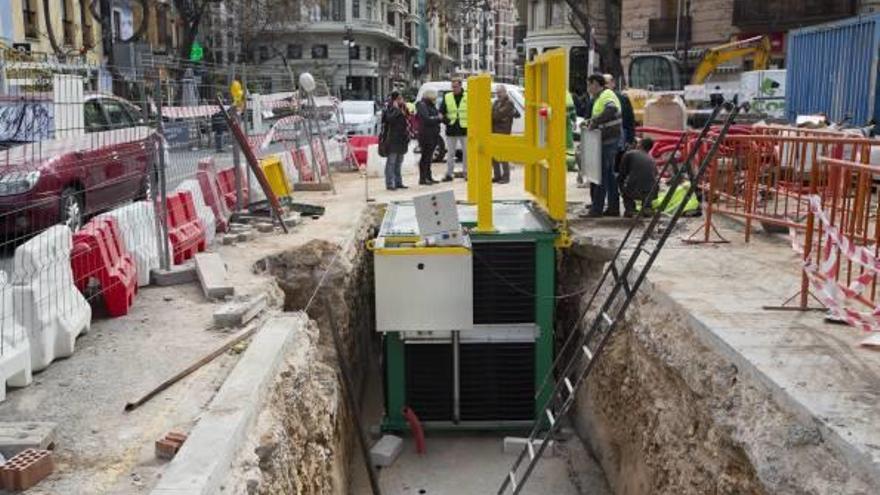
256 0 456 99
621 0 880 86
4 0 103 64
522 0 601 90
457 0 518 82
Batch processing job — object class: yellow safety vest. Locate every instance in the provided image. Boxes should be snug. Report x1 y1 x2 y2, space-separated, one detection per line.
591 88 620 119
444 91 468 128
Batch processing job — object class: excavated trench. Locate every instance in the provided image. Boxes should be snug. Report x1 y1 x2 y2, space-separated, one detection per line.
226 210 866 494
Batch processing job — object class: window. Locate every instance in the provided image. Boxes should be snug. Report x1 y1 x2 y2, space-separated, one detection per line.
349 45 360 60
311 44 328 59
287 44 303 59
80 0 93 47
22 0 38 39
259 46 269 61
102 99 134 129
112 9 122 41
366 46 373 61
332 0 344 21
84 100 108 133
366 0 374 20
352 0 360 19
157 5 169 47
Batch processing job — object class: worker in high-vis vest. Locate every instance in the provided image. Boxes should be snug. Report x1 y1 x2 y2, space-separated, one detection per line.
439 78 468 181
582 73 622 218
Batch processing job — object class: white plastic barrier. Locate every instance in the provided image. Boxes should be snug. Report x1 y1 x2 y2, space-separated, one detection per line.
99 201 163 287
11 226 91 372
176 180 218 246
366 143 383 178
0 271 32 402
325 137 344 164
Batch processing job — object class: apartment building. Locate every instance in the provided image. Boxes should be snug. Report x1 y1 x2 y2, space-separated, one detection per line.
457 0 518 83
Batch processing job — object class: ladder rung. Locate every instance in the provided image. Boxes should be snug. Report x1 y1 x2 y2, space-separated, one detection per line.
527 441 535 460
508 471 518 491
602 311 614 326
546 409 556 426
582 344 593 360
563 377 574 395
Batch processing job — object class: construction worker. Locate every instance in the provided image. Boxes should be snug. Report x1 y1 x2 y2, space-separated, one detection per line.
491 85 520 184
582 73 622 217
603 74 636 147
439 78 467 181
618 137 658 217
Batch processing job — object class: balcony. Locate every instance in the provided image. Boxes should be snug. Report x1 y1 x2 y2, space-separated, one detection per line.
733 0 856 30
648 16 691 45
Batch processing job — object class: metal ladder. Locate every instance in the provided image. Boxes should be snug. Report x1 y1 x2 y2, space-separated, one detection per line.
497 103 744 495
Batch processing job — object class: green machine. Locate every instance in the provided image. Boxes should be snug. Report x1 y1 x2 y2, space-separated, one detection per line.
372 199 559 431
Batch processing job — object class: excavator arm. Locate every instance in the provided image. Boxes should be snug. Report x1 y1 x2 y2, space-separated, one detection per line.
691 35 772 85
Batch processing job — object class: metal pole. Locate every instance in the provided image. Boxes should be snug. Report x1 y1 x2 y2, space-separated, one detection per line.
452 330 460 424
674 0 682 59
155 80 171 270
232 108 244 212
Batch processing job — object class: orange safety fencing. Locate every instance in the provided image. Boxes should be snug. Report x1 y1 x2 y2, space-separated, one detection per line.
684 124 880 311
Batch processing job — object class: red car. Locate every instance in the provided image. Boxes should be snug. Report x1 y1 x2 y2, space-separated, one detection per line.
0 94 158 239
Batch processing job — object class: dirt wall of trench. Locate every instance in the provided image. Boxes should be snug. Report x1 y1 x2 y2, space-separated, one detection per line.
559 238 875 495
226 207 382 494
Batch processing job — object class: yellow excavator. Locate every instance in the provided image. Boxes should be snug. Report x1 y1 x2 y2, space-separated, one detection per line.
626 35 773 122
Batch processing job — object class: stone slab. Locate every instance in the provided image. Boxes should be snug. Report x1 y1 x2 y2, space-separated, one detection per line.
150 264 197 287
213 294 268 328
370 435 403 467
150 314 306 495
0 422 57 458
194 253 234 299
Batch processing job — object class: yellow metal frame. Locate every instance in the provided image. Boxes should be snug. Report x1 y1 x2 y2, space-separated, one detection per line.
466 49 568 234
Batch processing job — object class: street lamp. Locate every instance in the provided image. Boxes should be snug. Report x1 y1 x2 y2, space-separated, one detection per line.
343 26 356 96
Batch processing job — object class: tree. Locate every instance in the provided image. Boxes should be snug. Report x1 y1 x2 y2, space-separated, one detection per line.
563 0 623 78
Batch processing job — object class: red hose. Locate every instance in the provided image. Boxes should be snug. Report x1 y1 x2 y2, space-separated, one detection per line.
402 406 426 454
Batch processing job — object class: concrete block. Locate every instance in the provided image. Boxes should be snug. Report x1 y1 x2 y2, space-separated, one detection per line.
213 294 267 328
221 234 237 246
370 435 403 467
503 437 555 457
195 253 234 299
150 314 306 495
282 216 301 229
256 223 275 233
237 231 255 243
0 422 56 458
150 263 197 287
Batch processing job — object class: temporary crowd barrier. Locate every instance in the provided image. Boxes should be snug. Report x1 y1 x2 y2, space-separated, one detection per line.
71 217 138 317
166 191 208 264
0 270 31 402
98 201 165 287
176 179 218 246
10 226 91 372
196 158 232 232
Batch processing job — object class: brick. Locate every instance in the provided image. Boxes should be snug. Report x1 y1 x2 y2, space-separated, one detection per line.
156 430 189 460
369 435 403 467
156 438 180 460
0 448 53 491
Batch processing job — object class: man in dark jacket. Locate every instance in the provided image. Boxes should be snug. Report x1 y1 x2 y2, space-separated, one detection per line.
618 137 657 217
415 89 443 185
584 73 622 217
381 91 410 190
491 85 520 183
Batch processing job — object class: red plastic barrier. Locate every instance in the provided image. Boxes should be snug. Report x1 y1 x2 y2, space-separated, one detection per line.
216 167 250 210
166 191 207 264
291 146 313 182
197 157 231 232
347 135 378 168
71 217 138 317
